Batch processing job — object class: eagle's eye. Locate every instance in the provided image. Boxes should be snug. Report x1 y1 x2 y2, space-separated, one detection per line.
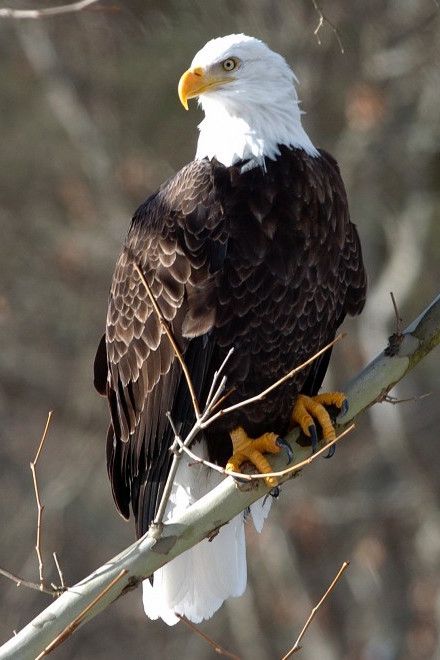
222 58 237 72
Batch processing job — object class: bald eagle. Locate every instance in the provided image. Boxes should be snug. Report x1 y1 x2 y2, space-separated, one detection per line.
94 34 366 624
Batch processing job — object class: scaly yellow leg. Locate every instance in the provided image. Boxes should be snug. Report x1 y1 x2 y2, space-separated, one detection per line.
226 427 281 487
291 392 347 450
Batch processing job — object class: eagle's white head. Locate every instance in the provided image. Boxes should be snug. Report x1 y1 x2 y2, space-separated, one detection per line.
178 34 318 169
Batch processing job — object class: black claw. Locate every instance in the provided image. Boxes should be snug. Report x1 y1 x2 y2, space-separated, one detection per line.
324 444 336 459
276 436 294 465
264 486 281 506
308 424 318 453
340 398 349 416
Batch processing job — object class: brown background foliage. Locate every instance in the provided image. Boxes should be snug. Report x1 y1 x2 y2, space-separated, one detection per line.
0 1 439 658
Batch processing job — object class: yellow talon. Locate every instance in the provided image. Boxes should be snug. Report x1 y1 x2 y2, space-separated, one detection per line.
291 392 346 446
226 427 280 487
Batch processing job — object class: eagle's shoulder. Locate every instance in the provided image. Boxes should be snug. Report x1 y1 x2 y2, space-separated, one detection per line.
129 158 223 233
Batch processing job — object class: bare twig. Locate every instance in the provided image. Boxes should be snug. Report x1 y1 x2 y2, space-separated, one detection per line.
35 569 127 659
202 334 344 428
310 0 345 53
151 412 205 530
133 261 201 418
204 347 235 411
174 424 355 483
384 392 431 405
52 553 66 592
390 291 403 336
0 0 102 19
0 413 65 598
0 568 57 597
177 615 241 660
30 411 53 588
152 337 342 527
281 561 350 659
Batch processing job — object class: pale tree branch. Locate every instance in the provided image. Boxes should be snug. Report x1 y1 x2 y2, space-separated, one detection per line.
0 0 102 19
0 293 439 660
34 569 127 659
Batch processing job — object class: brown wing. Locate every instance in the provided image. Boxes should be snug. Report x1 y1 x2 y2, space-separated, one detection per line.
297 149 367 396
95 159 227 536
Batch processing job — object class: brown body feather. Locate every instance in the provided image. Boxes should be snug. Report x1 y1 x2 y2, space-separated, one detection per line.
94 146 366 537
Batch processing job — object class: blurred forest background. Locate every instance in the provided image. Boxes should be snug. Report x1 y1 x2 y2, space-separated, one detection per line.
1 1 440 658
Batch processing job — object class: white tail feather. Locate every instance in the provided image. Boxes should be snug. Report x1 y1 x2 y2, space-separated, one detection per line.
142 440 271 624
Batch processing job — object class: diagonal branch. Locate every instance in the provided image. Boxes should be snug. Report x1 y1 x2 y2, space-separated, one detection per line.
0 0 102 19
0 293 439 660
281 561 350 658
173 423 355 483
177 615 241 660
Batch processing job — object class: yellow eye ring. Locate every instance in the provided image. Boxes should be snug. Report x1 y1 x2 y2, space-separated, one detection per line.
222 58 237 72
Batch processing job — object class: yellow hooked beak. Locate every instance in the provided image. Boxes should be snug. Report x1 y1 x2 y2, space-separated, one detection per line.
178 67 233 110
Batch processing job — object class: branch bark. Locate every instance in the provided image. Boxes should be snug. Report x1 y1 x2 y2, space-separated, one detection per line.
0 293 439 659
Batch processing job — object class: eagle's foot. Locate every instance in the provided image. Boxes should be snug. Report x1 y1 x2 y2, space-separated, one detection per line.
291 392 347 457
226 427 289 487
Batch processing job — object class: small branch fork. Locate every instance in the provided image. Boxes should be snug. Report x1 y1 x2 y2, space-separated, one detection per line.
177 615 241 660
175 424 354 485
310 0 345 54
0 0 102 19
0 412 66 597
30 411 53 588
34 569 127 659
281 561 350 659
150 331 344 530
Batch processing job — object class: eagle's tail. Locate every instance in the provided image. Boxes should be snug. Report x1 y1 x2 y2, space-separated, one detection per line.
142 440 271 625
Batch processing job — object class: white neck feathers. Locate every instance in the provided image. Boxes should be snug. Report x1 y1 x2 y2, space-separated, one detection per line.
196 93 318 168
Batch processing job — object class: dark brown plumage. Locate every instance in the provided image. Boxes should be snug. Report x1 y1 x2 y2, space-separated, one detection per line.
94 146 366 538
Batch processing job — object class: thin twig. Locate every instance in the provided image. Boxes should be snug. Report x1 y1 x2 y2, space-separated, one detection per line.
281 561 350 659
133 261 201 418
152 335 346 529
0 568 57 596
52 553 65 591
0 0 101 19
202 334 344 428
384 392 431 405
35 569 127 658
390 291 403 336
30 411 53 588
310 0 345 53
151 415 202 529
177 614 241 660
204 348 234 411
175 424 355 483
